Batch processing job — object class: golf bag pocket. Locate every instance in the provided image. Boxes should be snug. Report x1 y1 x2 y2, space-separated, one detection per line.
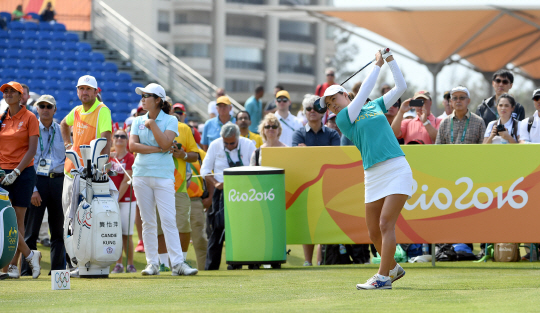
93 198 122 262
72 200 93 263
0 191 18 269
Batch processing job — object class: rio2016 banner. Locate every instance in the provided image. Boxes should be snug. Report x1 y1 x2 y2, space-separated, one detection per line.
261 145 540 244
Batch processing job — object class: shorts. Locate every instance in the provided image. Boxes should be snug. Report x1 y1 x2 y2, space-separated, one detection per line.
2 166 36 208
119 201 137 235
364 156 413 203
157 192 191 235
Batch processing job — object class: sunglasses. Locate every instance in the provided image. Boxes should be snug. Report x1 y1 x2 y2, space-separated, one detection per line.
533 97 540 101
114 134 127 139
326 73 335 77
451 96 468 101
392 102 400 108
141 93 157 99
276 98 288 103
305 107 314 112
494 78 510 85
174 110 184 115
264 125 278 129
38 104 54 109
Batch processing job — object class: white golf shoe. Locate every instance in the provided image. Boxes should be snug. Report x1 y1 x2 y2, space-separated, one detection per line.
356 274 392 290
389 263 406 283
172 262 198 276
27 250 42 279
7 265 20 279
141 264 160 276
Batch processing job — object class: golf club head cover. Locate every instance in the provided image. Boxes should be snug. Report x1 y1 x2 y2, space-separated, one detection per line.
380 48 392 59
313 98 327 114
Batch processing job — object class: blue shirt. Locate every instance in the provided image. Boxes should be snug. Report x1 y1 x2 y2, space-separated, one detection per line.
292 124 341 147
201 116 236 146
244 95 262 133
34 120 65 174
131 110 179 180
336 96 404 170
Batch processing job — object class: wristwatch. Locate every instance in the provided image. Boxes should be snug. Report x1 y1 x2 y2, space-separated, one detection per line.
65 143 73 149
183 153 188 161
423 120 431 126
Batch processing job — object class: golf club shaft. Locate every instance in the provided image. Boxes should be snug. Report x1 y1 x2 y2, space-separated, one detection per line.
340 58 375 87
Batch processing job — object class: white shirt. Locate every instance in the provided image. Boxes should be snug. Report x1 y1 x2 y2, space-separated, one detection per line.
207 100 234 117
200 136 256 183
274 111 303 147
437 112 449 120
519 110 540 143
484 118 519 144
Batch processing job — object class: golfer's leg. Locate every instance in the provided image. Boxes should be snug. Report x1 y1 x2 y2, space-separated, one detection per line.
365 198 384 258
133 176 158 266
378 194 407 276
154 178 183 266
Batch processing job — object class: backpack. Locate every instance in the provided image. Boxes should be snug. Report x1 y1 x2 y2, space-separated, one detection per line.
453 243 477 261
435 244 457 261
494 243 520 262
527 115 534 133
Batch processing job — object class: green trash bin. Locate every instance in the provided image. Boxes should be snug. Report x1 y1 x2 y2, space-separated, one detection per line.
223 166 286 268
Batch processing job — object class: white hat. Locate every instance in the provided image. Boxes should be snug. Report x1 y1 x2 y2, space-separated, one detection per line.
403 110 416 119
450 86 470 98
532 88 540 100
76 75 98 89
320 85 348 109
124 116 135 126
135 83 166 102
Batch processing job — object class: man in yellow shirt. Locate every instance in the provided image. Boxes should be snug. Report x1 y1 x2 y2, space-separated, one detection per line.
236 111 263 148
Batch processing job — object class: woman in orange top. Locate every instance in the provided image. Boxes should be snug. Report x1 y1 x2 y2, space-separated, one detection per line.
0 81 42 279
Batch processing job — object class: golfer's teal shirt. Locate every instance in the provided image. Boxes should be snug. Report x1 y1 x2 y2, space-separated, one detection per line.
336 96 404 170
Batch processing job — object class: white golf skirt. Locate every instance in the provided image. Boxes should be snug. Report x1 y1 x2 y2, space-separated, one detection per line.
364 156 413 203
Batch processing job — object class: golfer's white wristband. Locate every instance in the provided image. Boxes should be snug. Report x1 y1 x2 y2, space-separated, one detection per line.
383 60 407 109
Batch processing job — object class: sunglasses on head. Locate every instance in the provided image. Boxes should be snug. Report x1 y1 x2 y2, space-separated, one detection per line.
494 78 510 85
264 125 278 129
38 104 54 110
174 110 184 115
114 134 127 139
276 98 288 103
141 93 157 99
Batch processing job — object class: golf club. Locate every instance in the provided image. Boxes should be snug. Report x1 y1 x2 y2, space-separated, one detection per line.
340 48 390 86
66 150 81 169
80 145 91 170
90 138 107 165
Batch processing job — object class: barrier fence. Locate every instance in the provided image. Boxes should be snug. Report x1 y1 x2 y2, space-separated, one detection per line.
262 145 540 245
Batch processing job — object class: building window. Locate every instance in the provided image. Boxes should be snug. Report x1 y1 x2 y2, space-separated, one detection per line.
278 52 314 75
226 0 265 4
226 14 264 38
174 43 210 58
174 11 211 25
279 0 316 4
225 79 262 93
158 11 170 32
225 46 264 70
279 20 313 43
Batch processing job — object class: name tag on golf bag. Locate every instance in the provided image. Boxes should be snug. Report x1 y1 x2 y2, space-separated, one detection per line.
92 197 122 262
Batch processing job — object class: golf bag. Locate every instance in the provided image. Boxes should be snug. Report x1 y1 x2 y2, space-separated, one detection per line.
0 187 18 269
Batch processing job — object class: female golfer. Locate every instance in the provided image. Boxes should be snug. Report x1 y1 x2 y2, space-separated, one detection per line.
321 50 411 290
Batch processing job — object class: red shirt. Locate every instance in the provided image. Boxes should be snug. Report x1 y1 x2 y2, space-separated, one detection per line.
315 82 336 97
399 114 442 144
110 152 136 202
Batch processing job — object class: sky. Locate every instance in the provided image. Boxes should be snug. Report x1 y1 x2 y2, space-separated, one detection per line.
332 0 538 114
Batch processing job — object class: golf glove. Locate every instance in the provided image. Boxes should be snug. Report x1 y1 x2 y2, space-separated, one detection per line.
1 171 18 186
380 48 392 59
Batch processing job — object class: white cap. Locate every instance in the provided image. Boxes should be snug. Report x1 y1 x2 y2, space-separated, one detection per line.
124 116 135 126
450 86 470 98
76 75 98 89
403 110 416 119
532 88 540 99
320 85 348 109
135 83 166 102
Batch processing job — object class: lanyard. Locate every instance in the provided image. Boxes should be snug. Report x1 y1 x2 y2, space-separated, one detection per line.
280 118 295 131
225 145 243 167
39 124 56 156
450 116 469 144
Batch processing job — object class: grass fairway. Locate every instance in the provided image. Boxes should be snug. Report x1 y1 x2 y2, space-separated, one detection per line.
2 242 540 312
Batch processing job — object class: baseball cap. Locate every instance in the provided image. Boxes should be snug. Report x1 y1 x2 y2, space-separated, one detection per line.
328 113 337 120
403 110 416 119
0 81 24 94
124 116 135 126
443 91 451 100
451 86 470 98
532 88 540 100
135 83 167 102
317 85 348 113
76 75 98 89
275 90 291 100
173 103 186 111
136 104 145 113
34 94 56 107
216 96 231 105
413 90 431 100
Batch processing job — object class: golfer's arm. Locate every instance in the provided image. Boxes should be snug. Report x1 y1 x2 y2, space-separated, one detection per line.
129 134 161 154
348 65 381 124
383 60 407 109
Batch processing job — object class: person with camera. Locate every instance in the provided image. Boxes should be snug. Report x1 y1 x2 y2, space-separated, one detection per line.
519 88 540 144
200 123 255 270
483 94 520 144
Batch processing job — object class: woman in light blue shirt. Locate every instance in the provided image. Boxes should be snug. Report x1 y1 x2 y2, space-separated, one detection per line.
129 83 197 277
320 50 411 290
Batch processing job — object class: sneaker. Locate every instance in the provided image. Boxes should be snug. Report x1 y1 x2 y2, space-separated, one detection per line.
159 263 170 272
41 238 51 247
7 265 20 279
141 264 160 276
127 265 137 273
135 240 145 253
389 264 405 283
27 250 42 279
0 272 8 280
111 264 124 274
303 261 313 266
70 268 80 278
172 262 198 276
356 274 392 290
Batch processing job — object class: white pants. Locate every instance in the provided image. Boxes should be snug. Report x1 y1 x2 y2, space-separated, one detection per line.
119 202 136 236
133 176 184 266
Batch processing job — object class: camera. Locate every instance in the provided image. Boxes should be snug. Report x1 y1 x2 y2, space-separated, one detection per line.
496 124 506 133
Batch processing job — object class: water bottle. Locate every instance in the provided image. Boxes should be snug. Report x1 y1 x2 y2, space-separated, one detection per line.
422 244 430 255
501 139 508 144
339 244 347 255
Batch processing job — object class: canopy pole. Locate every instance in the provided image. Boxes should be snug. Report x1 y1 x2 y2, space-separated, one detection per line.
425 63 444 115
482 72 495 99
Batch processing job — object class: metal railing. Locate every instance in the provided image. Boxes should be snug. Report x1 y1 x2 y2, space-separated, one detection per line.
92 1 243 120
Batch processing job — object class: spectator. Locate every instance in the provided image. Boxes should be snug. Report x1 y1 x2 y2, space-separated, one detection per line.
352 81 362 96
292 95 340 267
435 86 486 144
244 85 264 134
0 81 41 279
207 88 232 119
109 129 137 274
385 98 401 125
380 83 391 96
476 69 525 126
201 96 235 151
12 5 24 21
20 95 65 277
315 67 338 97
438 91 452 119
326 113 341 137
483 94 520 144
155 109 199 273
172 103 201 144
40 2 56 23
391 91 441 144
136 103 147 116
273 90 303 147
296 94 308 126
264 85 284 116
130 83 197 276
250 114 286 166
519 88 540 143
236 111 263 148
21 84 38 117
201 123 255 270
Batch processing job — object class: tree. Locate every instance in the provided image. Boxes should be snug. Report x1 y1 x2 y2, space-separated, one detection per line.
327 28 358 87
